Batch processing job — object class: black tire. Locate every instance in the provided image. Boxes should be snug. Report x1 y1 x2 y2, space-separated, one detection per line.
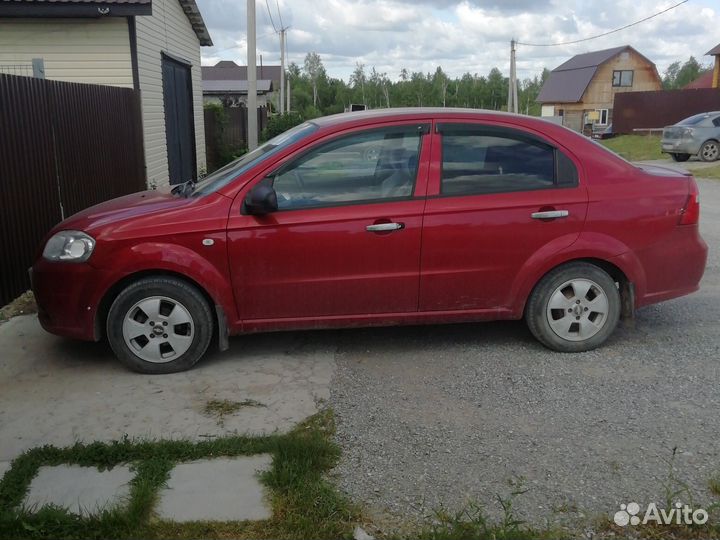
699 140 720 162
671 153 691 162
525 262 620 353
106 277 214 374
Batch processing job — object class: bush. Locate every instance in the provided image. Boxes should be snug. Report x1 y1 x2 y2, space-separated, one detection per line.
204 103 247 170
261 112 305 142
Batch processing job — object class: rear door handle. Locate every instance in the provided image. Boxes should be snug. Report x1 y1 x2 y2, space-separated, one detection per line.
531 210 569 220
366 222 404 232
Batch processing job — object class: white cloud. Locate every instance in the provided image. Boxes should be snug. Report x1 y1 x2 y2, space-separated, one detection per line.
195 0 720 82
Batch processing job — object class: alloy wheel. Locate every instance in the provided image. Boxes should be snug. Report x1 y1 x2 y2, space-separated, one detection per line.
702 142 719 161
121 296 194 363
545 278 609 342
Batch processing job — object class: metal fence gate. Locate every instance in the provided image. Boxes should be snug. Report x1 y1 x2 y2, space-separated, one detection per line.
0 74 146 306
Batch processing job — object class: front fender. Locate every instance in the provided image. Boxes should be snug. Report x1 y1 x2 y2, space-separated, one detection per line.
90 239 239 331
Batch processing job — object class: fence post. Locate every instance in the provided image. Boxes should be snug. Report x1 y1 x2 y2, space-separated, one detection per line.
32 58 45 79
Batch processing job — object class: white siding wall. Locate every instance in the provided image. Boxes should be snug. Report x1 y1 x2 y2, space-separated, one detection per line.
135 0 206 187
0 18 133 87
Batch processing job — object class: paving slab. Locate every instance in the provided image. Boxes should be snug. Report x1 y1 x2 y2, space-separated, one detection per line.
0 461 10 481
157 455 272 522
0 315 335 460
24 464 134 516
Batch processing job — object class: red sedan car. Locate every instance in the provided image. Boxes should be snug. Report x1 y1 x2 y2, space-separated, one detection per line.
31 108 707 373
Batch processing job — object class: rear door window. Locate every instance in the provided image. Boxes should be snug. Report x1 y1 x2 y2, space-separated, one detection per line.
438 124 577 196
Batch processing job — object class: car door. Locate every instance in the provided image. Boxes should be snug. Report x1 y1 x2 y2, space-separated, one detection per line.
419 121 588 312
227 122 431 322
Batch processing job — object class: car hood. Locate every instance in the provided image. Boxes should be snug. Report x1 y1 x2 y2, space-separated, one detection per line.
50 189 203 236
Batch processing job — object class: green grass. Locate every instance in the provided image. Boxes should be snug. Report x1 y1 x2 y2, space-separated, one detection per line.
203 399 266 427
3 412 720 539
693 164 720 179
600 135 665 161
0 410 360 540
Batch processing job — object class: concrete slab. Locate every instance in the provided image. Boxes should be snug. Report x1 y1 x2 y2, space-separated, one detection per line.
157 455 272 522
0 460 10 481
0 315 335 460
24 464 134 516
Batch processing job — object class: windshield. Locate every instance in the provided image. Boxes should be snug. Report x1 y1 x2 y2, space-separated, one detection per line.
678 113 710 126
192 122 318 196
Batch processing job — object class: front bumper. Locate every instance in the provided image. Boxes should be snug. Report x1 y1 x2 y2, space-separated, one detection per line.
31 258 110 341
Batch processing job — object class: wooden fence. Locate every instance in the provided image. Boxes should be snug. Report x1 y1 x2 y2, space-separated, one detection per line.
0 74 145 306
204 106 268 173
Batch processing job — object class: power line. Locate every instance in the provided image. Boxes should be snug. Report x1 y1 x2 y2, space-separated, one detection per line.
212 31 278 54
275 0 285 29
516 0 688 47
265 0 279 33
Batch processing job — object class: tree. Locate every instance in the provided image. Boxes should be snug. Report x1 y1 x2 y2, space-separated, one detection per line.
432 66 450 107
303 52 325 108
486 67 507 110
675 57 704 88
350 62 367 104
662 57 709 89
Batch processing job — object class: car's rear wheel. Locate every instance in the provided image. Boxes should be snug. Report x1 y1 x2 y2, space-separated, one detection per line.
699 140 719 162
526 262 620 353
107 277 213 374
671 153 691 162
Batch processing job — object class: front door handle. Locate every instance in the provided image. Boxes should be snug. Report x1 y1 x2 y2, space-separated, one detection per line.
366 222 404 232
531 210 569 220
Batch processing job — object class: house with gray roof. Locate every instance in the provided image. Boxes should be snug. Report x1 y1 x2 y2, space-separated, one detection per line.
201 60 278 108
0 0 212 187
537 45 661 132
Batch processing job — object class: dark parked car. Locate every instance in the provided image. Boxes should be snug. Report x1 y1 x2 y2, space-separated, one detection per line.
662 111 720 162
31 108 708 373
592 123 615 140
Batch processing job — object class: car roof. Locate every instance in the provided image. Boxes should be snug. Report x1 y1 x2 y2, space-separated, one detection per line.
309 107 549 128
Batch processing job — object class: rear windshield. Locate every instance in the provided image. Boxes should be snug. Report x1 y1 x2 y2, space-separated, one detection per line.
193 122 318 196
678 113 710 126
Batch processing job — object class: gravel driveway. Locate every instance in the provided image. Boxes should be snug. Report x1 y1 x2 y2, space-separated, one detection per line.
329 177 720 530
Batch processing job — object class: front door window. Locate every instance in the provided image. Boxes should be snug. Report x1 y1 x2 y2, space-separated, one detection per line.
267 126 424 210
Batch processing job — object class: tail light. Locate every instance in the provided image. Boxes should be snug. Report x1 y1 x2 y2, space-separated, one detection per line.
679 181 700 225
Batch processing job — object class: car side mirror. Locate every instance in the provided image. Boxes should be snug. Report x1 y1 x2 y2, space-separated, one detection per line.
243 183 278 215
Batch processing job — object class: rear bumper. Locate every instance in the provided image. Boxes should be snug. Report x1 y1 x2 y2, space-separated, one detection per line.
661 139 702 155
626 225 708 308
31 258 110 341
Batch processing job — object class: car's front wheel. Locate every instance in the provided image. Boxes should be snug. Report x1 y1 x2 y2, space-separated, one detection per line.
671 153 691 162
525 263 620 353
107 277 214 374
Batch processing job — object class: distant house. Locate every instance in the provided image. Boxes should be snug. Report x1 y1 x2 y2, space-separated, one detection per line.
202 60 279 108
537 45 662 132
0 0 213 187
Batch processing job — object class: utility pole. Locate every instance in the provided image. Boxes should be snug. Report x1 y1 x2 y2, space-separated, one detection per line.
279 28 286 114
508 39 519 114
286 76 291 112
247 0 258 150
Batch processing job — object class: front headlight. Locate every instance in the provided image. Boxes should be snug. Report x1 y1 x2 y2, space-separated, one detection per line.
42 231 95 262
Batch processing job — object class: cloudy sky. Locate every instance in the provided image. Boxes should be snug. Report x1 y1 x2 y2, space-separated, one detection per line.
195 0 719 82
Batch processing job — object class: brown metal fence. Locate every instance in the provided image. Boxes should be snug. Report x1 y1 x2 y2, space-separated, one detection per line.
613 88 720 134
0 74 145 306
204 106 268 173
